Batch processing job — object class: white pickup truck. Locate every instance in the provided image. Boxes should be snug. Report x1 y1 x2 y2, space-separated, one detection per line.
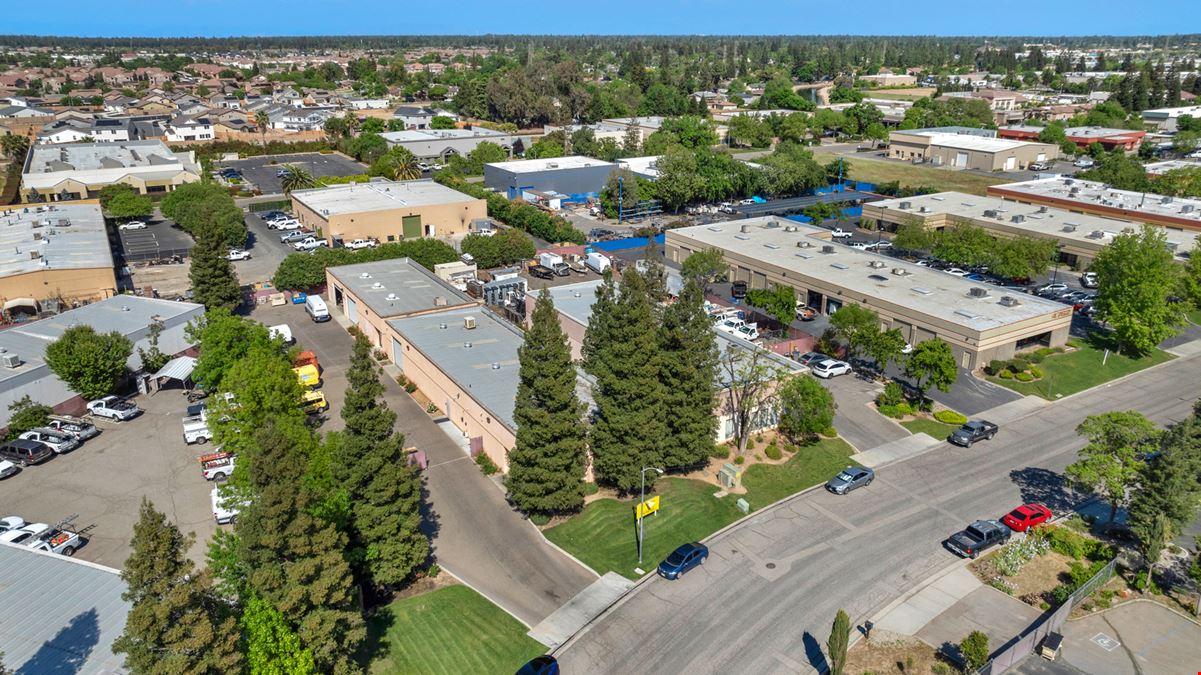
830 228 854 238
19 428 80 454
293 236 328 251
182 413 213 444
344 238 378 250
212 487 242 524
44 415 100 441
86 396 141 421
200 451 235 481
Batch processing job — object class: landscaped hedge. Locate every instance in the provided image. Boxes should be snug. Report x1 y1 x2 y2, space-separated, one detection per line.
435 174 585 244
271 239 459 290
933 410 968 425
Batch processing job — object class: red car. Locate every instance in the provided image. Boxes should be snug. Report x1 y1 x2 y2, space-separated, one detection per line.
1002 503 1052 532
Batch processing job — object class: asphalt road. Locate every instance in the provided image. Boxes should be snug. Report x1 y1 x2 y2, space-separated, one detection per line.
554 352 1200 674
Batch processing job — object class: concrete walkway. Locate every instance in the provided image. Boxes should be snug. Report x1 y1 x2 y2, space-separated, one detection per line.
872 563 983 638
529 572 635 649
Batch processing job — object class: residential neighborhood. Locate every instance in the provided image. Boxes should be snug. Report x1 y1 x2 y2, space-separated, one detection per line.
2 13 1201 675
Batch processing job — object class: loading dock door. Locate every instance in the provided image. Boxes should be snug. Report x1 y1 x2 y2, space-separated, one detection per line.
955 152 969 168
402 215 421 239
1004 156 1017 171
346 296 358 323
391 338 403 367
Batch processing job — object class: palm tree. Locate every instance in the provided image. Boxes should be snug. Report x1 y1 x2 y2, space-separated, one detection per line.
392 148 421 180
254 111 270 147
279 164 318 194
1 133 30 160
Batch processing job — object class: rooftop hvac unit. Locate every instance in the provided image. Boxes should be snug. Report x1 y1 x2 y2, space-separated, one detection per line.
385 293 398 301
1182 204 1196 214
797 241 812 248
919 206 930 213
463 342 472 349
784 225 798 232
868 260 886 269
1070 187 1080 194
371 282 383 289
1161 196 1174 204
1 353 21 368
434 296 447 306
999 295 1021 307
983 209 999 218
740 224 751 233
1037 206 1049 213
439 322 448 329
464 316 477 330
1011 215 1025 223
547 162 558 169
891 267 910 276
359 272 371 279
1061 225 1077 232
898 201 911 210
968 287 989 298
821 245 835 254
1087 230 1105 239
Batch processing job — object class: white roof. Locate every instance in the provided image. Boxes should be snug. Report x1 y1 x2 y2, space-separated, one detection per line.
919 132 1051 153
483 156 616 174
292 179 479 217
989 177 1201 225
0 203 112 278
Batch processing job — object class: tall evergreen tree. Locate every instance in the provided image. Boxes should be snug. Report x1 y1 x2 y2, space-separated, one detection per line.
587 269 666 492
1129 416 1201 543
507 290 589 514
189 218 242 312
337 333 429 590
237 419 365 675
641 238 669 305
581 271 617 377
658 279 719 469
112 499 242 675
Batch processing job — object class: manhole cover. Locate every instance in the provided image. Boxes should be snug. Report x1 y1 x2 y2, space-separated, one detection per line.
765 563 776 569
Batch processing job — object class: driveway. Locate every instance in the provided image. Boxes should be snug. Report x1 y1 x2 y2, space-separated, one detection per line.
885 365 1023 417
553 350 1195 674
257 303 597 627
116 210 194 263
233 211 295 286
1057 601 1201 675
820 372 909 452
218 152 367 196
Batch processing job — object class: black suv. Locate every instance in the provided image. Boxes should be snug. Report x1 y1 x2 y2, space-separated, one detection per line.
0 439 54 466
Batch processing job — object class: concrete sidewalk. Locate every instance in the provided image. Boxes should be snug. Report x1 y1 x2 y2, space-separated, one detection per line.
855 434 942 468
872 563 982 637
529 573 635 649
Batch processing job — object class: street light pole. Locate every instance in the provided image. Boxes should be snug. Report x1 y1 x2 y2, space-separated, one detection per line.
638 466 664 566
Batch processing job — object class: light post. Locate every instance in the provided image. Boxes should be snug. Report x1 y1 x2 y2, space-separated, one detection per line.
638 466 664 566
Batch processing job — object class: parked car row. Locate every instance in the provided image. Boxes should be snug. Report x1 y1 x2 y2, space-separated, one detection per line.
0 414 104 477
0 514 87 556
945 503 1053 559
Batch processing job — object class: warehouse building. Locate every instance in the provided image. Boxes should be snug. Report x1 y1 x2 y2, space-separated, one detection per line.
665 218 1073 370
380 127 518 163
1140 105 1201 132
324 257 478 347
0 296 204 428
1144 159 1201 176
987 177 1201 232
0 201 117 312
863 192 1197 269
20 140 201 202
290 179 488 245
888 128 1058 171
483 156 618 202
997 125 1146 154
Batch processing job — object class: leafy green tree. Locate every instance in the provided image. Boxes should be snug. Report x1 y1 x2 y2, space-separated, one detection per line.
830 303 880 360
902 338 957 403
745 286 796 328
369 146 421 180
719 343 790 455
186 309 274 390
777 375 836 443
279 163 319 193
337 333 429 588
136 317 171 373
1179 239 1201 309
991 236 1057 281
658 280 720 469
585 270 666 492
891 219 934 252
1129 416 1201 559
99 184 152 221
189 218 243 312
430 115 457 129
44 325 132 399
1067 411 1160 526
241 592 317 675
680 248 726 290
864 327 907 374
654 145 705 211
1092 225 1184 355
932 223 995 268
460 228 536 268
600 168 641 218
827 609 851 675
271 239 460 290
5 396 51 440
1 132 30 160
507 291 589 514
960 631 990 671
112 499 242 675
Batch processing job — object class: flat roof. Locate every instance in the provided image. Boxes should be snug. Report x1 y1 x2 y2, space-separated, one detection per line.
25 140 187 174
988 177 1201 225
918 133 1051 153
0 202 113 278
0 543 129 674
866 192 1197 259
483 156 616 174
291 179 479 217
326 258 476 319
894 126 996 138
380 127 511 143
1145 159 1201 175
388 306 523 432
1141 105 1201 119
617 156 661 179
734 190 880 217
603 116 668 130
667 217 1069 333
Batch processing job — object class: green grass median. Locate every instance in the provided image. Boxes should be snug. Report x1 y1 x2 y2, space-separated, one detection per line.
987 334 1173 400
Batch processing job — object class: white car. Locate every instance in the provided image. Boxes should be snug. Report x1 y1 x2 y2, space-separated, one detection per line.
0 522 49 546
344 238 378 250
272 219 302 231
19 429 79 454
0 460 18 480
1073 157 1095 168
226 248 251 261
0 516 25 532
944 268 969 277
811 359 852 379
118 221 147 230
293 237 328 251
901 343 914 355
830 228 854 238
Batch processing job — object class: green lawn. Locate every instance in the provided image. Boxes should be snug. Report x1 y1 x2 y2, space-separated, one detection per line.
544 438 854 579
901 418 958 440
811 151 1006 196
987 334 1174 400
367 585 545 675
1187 308 1201 326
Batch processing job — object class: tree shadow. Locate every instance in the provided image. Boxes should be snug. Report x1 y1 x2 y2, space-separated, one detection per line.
15 607 100 675
360 600 397 667
1008 467 1079 514
937 640 965 669
417 476 440 555
801 631 828 673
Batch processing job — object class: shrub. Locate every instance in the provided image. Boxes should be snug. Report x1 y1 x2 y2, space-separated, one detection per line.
1027 351 1046 364
583 482 599 496
475 452 499 475
877 404 903 419
931 662 953 675
960 631 990 671
426 402 439 414
1030 366 1044 379
986 359 1007 376
734 455 745 465
373 348 388 362
1015 371 1034 382
994 530 1050 576
1045 526 1110 561
934 409 967 425
710 446 731 460
1008 358 1029 373
821 426 838 438
395 373 409 387
989 578 1015 594
1051 583 1074 605
404 382 417 393
765 443 783 460
877 381 906 407
999 370 1014 379
529 513 551 526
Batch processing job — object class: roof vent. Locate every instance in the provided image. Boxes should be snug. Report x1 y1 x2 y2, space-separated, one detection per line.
1037 206 1049 213
983 209 999 219
919 206 930 213
491 362 500 370
359 272 371 279
1182 204 1196 214
1061 224 1077 232
463 341 472 348
386 293 398 301
999 295 1021 307
821 245 835 254
784 225 798 232
830 262 849 270
1 353 21 368
898 201 911 210
1087 230 1105 239
740 224 751 233
891 267 910 276
797 241 812 248
912 287 933 295
868 260 886 269
371 282 384 289
464 316 477 330
434 296 447 306
968 287 989 298
439 322 447 329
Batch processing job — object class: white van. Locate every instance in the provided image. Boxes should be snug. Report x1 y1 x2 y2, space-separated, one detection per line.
585 252 611 274
305 295 330 323
268 324 294 344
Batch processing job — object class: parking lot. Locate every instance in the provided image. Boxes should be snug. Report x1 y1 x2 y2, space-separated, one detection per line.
117 212 194 263
232 210 298 285
217 153 367 196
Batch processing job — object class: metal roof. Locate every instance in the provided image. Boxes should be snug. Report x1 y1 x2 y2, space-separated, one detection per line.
291 179 479 217
734 190 880 217
327 258 476 319
0 543 130 674
152 355 197 382
0 203 112 278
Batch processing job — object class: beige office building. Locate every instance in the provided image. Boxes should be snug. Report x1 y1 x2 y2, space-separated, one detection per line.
0 201 117 312
665 218 1073 370
20 141 201 202
888 129 1057 171
291 179 487 246
863 192 1198 269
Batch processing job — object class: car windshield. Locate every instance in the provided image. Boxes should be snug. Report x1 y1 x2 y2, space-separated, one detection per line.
836 472 853 481
1007 509 1026 520
665 551 687 566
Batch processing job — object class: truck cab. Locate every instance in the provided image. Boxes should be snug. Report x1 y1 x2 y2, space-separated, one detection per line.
948 420 999 447
945 519 1011 559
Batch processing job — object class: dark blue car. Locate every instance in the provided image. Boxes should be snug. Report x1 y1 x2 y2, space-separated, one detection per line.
516 655 558 675
658 542 708 579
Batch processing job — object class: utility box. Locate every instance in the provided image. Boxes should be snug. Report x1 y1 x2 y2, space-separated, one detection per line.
719 462 743 489
735 498 750 514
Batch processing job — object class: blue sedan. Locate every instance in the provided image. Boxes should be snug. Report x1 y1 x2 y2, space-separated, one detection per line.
658 542 709 579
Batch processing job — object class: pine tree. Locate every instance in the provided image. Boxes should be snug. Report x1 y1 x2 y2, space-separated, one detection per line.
112 499 242 675
1129 417 1201 542
337 333 429 590
658 279 719 469
507 290 589 514
237 419 365 675
587 269 666 492
581 271 617 377
827 609 851 675
641 238 669 305
189 218 242 312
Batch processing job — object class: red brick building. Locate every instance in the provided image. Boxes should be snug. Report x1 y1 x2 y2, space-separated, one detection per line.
998 125 1145 153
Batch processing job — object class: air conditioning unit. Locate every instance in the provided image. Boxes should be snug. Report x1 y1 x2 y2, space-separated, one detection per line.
1011 215 1025 223
371 282 383 289
464 316 477 330
919 206 930 213
0 353 21 369
1087 230 1105 239
434 296 447 306
1037 206 1049 213
1182 204 1196 214
869 260 886 269
784 225 798 232
999 295 1021 307
740 224 751 233
1062 224 1077 232
797 241 812 248
898 201 912 210
968 287 989 298
891 267 910 276
983 209 998 219
821 245 835 254
1161 196 1173 205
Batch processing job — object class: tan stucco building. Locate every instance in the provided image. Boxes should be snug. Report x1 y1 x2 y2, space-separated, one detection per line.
291 179 487 246
666 218 1073 370
20 141 201 202
987 177 1201 233
888 128 1058 172
0 201 117 313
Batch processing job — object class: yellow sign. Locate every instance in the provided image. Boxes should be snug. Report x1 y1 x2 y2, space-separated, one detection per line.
635 495 661 519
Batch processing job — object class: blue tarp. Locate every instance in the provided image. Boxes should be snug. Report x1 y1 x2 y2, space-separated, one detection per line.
750 196 767 203
841 206 863 217
852 181 877 193
785 214 813 223
592 233 665 252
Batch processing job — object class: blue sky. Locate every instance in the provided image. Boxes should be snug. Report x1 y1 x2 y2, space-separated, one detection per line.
7 0 1201 37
